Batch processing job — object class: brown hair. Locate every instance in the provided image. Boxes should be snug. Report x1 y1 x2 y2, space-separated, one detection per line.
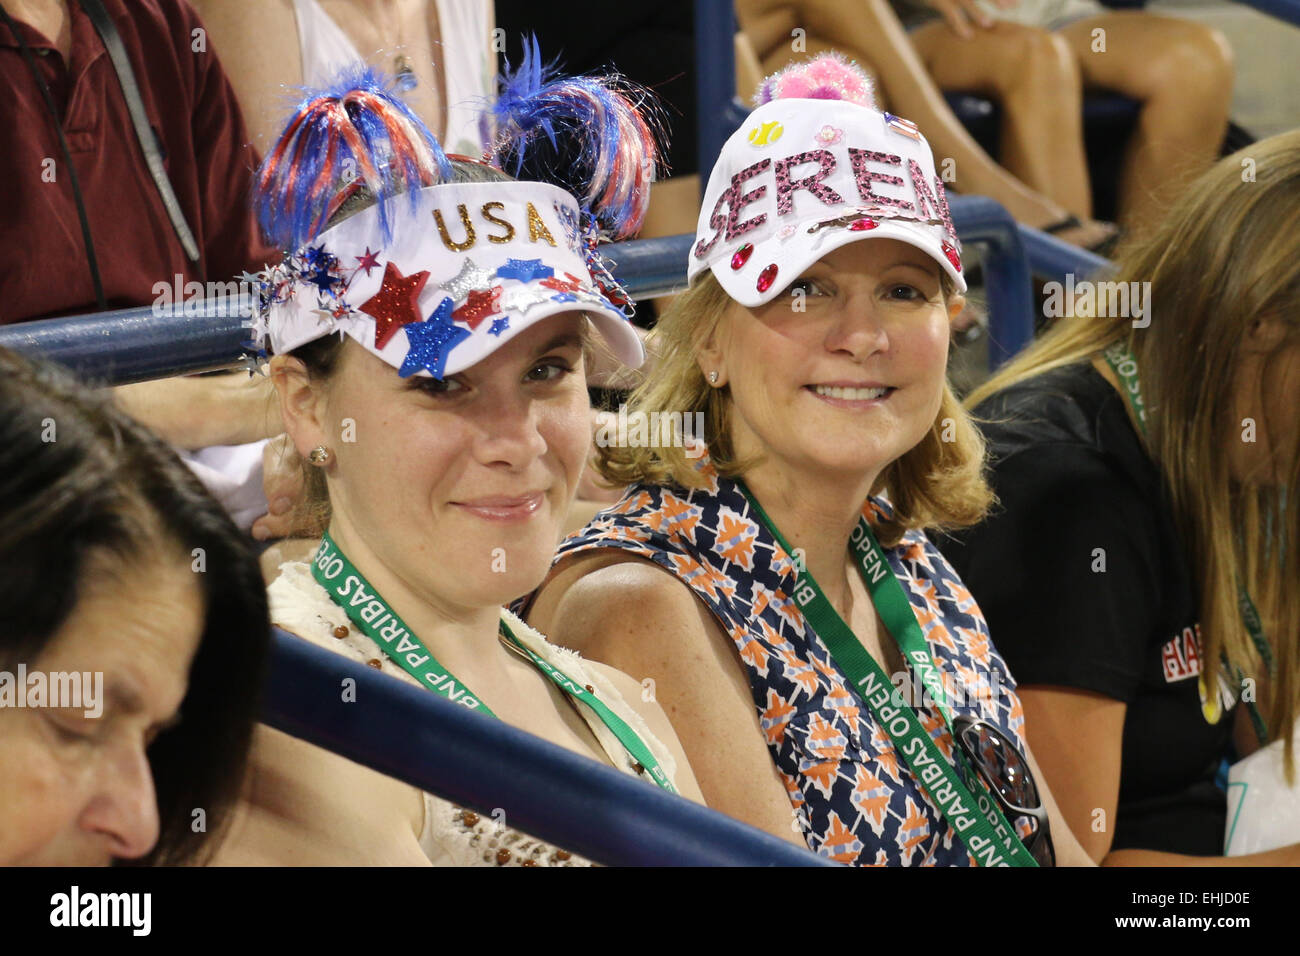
967 129 1300 773
595 270 992 548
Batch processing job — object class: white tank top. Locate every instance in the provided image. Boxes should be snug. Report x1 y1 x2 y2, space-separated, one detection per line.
291 0 494 156
267 559 679 866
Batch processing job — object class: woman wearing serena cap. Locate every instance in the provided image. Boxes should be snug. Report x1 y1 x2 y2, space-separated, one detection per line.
211 63 703 867
525 55 1090 866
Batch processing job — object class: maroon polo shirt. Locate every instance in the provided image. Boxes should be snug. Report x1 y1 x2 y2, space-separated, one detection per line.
0 0 276 323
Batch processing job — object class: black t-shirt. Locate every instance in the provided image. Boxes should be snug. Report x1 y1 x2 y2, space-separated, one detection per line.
935 363 1234 856
494 2 699 174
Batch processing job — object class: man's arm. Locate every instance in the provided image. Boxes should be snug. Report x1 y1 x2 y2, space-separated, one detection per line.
112 371 281 450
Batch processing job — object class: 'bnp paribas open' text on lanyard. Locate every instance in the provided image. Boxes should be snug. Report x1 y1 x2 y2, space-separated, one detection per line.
737 482 1037 867
1102 341 1274 745
310 532 678 794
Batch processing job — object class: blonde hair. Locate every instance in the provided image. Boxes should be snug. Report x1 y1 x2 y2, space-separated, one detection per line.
595 270 992 548
967 129 1300 773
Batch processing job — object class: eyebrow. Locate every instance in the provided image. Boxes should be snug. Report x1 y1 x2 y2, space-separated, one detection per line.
534 331 584 355
887 259 941 276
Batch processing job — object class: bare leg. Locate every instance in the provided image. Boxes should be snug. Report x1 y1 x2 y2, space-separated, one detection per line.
746 0 1108 245
1058 12 1233 235
910 21 1092 218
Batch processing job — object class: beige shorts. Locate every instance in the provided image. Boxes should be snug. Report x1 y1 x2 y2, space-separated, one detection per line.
979 0 1107 31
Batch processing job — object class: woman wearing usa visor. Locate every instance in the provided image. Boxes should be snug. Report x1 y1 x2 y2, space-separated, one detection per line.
210 65 703 867
524 55 1091 866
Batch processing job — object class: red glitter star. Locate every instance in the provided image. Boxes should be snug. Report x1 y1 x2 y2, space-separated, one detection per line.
540 272 584 294
355 247 382 277
360 262 430 348
453 286 503 330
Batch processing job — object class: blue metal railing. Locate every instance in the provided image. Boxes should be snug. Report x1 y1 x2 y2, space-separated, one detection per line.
265 627 832 866
0 211 1080 380
0 237 708 385
694 0 748 195
1233 0 1300 25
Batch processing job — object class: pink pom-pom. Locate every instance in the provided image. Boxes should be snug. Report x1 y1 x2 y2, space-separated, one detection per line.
753 53 875 109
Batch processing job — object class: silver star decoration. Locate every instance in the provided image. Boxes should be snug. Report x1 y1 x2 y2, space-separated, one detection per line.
438 258 496 303
500 286 554 315
239 351 268 377
312 307 338 331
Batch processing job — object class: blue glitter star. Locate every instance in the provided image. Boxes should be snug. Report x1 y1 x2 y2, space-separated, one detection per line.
399 298 469 379
302 245 334 271
307 267 339 294
488 317 510 336
496 258 554 282
550 292 578 303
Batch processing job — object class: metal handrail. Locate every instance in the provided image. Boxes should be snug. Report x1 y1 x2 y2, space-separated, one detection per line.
264 627 833 867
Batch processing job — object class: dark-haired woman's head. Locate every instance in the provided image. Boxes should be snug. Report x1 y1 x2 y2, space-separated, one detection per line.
0 349 270 865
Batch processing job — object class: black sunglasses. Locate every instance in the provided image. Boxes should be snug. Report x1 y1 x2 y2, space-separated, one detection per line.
952 715 1056 867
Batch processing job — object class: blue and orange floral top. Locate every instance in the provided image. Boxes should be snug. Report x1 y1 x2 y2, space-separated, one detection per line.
537 451 1032 866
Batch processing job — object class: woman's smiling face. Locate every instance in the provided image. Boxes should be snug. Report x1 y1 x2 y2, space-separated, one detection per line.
708 238 961 483
296 312 593 611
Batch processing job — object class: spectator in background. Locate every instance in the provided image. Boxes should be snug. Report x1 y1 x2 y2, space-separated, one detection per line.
938 129 1300 864
0 0 272 323
736 0 1116 249
0 0 287 528
193 0 495 158
903 0 1234 235
0 347 270 866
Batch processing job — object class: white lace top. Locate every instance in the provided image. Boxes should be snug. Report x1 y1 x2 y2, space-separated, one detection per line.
267 560 678 866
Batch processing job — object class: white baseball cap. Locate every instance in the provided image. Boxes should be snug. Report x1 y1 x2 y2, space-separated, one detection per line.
689 91 966 307
255 179 644 378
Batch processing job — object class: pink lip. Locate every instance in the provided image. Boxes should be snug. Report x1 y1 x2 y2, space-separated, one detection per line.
804 383 896 409
452 491 546 522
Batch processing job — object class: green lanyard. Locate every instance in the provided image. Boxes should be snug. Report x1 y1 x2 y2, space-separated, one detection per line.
1101 342 1273 745
310 532 678 794
737 482 1038 867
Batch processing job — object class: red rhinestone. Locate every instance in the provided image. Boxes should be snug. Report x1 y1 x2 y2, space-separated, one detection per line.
848 217 877 231
756 263 778 293
942 241 962 272
730 242 754 270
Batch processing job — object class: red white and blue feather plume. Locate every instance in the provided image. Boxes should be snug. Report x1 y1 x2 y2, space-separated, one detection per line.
254 66 454 250
485 36 666 241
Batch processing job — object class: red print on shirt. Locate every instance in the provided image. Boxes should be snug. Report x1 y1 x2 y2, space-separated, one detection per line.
1161 624 1203 682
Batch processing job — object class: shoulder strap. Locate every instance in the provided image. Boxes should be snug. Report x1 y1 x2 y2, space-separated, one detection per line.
77 0 200 263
